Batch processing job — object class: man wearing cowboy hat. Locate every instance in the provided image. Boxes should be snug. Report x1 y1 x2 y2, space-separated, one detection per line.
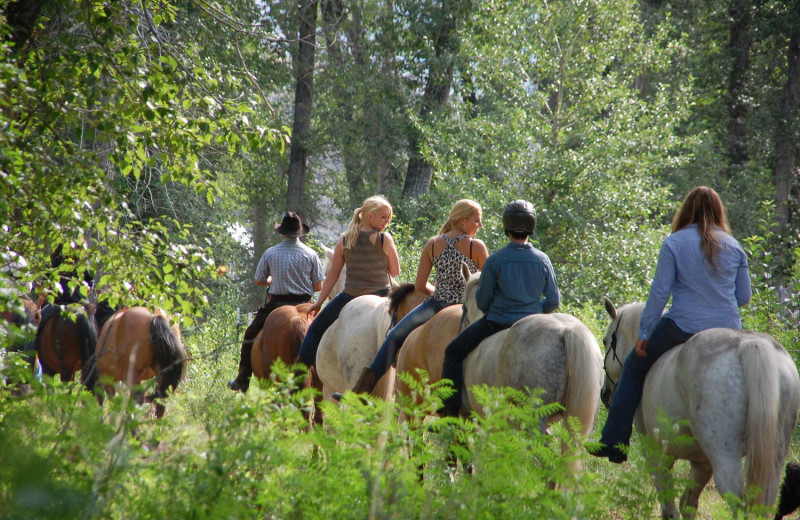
228 211 325 392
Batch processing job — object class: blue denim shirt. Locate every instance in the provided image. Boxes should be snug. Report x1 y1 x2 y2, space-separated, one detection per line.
639 224 751 340
477 242 561 325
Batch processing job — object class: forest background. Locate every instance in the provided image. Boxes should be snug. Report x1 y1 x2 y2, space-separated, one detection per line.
1 0 799 518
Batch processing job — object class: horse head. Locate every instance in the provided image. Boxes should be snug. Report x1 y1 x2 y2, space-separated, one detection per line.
600 299 644 408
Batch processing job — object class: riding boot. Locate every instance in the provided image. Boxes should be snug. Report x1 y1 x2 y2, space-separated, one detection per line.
227 342 253 393
332 367 379 401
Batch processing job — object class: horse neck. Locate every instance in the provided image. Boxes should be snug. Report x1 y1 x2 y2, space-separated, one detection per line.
616 303 645 360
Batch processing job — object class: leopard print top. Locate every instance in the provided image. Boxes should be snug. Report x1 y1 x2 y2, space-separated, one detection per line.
431 234 480 305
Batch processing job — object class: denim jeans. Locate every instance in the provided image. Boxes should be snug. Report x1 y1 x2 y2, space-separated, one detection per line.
297 292 356 366
599 317 694 449
440 317 511 413
370 297 447 377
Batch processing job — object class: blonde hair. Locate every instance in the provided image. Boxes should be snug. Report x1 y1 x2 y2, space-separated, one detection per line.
342 195 393 249
439 199 482 234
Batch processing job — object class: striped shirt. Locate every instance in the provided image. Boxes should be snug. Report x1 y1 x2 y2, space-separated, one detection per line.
342 230 391 296
254 238 325 296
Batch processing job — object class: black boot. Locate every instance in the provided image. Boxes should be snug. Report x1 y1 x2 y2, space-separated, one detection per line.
333 367 379 401
228 340 254 392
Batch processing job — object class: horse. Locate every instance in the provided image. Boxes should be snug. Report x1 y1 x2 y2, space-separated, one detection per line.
315 284 428 401
95 306 188 418
601 300 800 519
251 302 314 382
396 273 604 470
35 303 98 389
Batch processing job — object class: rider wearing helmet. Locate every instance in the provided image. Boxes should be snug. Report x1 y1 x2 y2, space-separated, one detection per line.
439 200 561 416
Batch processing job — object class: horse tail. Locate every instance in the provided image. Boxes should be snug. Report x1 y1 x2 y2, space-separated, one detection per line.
75 311 99 391
150 315 188 398
562 322 603 438
741 339 782 505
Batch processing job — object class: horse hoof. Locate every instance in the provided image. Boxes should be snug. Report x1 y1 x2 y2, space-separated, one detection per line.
227 379 248 393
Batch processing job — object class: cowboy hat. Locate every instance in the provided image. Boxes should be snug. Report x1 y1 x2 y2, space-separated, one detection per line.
274 211 309 237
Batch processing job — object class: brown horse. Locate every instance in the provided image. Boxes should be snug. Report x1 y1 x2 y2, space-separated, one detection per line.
35 303 98 389
251 302 314 382
95 306 188 418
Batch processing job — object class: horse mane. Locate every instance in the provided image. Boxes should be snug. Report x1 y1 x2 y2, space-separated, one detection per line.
388 283 416 314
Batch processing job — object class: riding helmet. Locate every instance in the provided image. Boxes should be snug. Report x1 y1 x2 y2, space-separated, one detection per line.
502 200 536 236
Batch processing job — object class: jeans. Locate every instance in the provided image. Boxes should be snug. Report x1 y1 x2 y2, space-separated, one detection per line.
440 317 511 413
297 292 356 366
599 317 694 448
370 297 447 378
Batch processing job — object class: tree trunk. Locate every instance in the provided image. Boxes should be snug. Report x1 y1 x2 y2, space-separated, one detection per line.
772 5 800 232
3 0 48 51
248 199 269 310
723 0 752 176
402 0 458 199
286 0 318 213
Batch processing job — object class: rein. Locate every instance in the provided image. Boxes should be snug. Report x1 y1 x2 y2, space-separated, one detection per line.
458 303 470 333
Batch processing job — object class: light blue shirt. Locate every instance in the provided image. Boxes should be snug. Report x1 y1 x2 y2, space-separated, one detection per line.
255 238 325 296
477 242 560 325
638 224 751 340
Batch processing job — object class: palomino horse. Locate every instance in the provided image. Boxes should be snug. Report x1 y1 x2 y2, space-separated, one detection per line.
316 284 427 401
95 307 188 418
35 303 98 389
602 300 800 519
396 273 603 466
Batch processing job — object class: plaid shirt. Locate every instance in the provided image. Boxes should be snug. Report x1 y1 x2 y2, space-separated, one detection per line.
255 238 325 296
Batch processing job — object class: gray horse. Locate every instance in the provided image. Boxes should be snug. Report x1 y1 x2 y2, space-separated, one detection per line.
602 300 800 519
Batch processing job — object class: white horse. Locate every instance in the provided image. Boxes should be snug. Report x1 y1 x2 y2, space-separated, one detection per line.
315 285 427 402
395 273 602 473
320 245 345 299
602 300 800 519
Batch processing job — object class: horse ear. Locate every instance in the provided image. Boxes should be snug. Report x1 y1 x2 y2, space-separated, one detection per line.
321 245 334 260
460 261 472 282
603 297 617 319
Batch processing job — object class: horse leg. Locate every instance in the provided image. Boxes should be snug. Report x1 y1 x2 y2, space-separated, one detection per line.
706 454 745 514
679 460 713 520
650 458 680 520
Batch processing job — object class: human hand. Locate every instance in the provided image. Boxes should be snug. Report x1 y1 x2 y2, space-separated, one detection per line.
635 338 648 357
306 301 321 318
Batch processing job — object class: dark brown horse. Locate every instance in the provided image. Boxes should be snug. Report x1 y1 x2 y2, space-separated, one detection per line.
95 307 188 418
35 303 98 389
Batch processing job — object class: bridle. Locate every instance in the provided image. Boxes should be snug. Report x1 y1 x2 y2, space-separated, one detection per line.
603 312 626 393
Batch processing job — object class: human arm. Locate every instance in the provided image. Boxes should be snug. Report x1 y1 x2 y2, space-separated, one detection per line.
475 256 496 313
734 252 751 307
471 239 490 270
638 240 675 340
413 238 436 295
541 259 561 314
307 238 345 315
382 232 401 278
254 276 272 287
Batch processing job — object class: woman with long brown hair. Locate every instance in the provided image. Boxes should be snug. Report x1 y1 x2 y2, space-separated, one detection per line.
591 186 751 463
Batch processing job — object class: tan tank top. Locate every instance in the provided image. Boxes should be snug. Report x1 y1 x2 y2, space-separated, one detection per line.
343 230 391 297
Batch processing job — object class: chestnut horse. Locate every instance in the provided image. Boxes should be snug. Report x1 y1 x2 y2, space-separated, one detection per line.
35 303 98 389
251 302 314 382
95 307 188 418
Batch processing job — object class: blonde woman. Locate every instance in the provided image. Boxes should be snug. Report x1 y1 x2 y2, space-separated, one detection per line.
335 199 489 398
297 195 400 368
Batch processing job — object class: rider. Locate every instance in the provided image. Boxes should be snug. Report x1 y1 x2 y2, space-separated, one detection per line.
333 199 489 399
296 195 400 372
439 200 561 417
590 186 751 463
228 211 325 392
